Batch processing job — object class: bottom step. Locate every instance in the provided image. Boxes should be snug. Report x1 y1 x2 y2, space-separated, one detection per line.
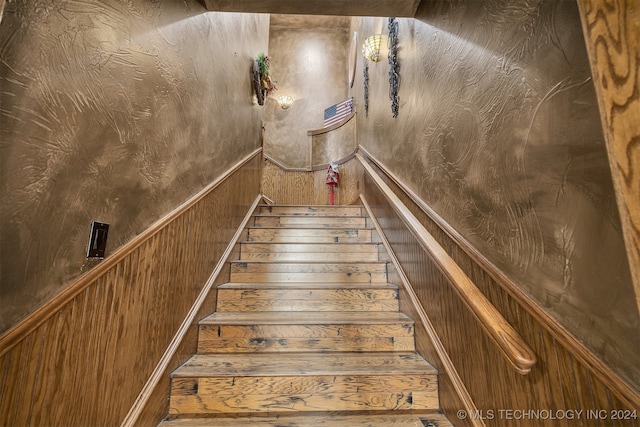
159 412 453 426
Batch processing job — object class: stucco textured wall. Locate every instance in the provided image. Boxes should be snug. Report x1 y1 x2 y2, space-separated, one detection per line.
0 0 268 331
352 0 638 389
263 15 350 169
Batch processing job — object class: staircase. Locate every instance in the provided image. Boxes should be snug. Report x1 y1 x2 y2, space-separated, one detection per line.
159 204 453 426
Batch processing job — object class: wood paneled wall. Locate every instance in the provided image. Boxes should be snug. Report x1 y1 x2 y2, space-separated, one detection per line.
261 157 362 205
359 154 640 427
0 151 262 427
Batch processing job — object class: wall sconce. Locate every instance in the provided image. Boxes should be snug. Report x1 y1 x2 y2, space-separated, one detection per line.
277 95 294 109
362 34 382 62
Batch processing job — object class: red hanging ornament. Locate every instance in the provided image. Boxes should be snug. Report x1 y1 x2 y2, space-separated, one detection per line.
326 162 339 205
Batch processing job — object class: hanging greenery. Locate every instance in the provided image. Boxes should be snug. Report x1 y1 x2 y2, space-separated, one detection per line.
252 53 277 106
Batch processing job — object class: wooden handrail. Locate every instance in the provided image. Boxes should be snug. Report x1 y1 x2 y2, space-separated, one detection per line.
357 151 537 375
263 153 311 172
263 152 357 172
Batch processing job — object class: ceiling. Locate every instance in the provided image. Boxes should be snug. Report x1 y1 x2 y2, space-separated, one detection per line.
202 0 421 17
269 14 351 30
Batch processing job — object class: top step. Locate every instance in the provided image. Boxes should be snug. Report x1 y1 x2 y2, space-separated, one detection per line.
259 205 363 217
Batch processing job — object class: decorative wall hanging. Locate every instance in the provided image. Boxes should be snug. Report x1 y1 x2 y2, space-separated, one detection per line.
252 53 277 106
348 32 358 88
388 18 400 118
363 60 369 117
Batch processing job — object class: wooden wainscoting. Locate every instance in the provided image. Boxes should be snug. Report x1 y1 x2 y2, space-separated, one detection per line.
261 156 362 205
358 151 640 427
0 150 262 427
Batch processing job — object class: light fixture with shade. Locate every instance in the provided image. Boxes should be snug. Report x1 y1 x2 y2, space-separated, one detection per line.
277 95 294 109
362 34 382 62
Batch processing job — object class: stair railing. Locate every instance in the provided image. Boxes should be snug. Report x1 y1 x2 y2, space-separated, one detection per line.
356 151 537 375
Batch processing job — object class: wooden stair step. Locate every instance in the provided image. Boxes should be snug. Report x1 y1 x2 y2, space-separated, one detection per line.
200 311 411 324
258 205 364 217
198 311 415 353
169 352 438 415
216 285 399 312
247 228 374 243
230 261 388 283
218 282 398 289
241 243 380 253
240 243 380 262
159 412 454 426
254 215 367 228
172 351 434 378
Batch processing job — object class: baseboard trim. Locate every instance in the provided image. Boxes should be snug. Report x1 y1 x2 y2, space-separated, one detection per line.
121 194 263 427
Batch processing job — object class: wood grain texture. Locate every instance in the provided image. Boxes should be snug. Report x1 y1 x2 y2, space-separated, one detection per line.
169 352 438 414
0 152 262 427
122 195 263 427
197 314 415 353
360 153 640 426
261 157 361 205
157 412 454 427
577 0 640 315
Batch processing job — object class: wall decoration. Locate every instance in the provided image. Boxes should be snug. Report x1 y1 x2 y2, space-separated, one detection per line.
388 17 400 118
253 53 277 106
348 31 358 88
362 34 382 62
364 60 370 117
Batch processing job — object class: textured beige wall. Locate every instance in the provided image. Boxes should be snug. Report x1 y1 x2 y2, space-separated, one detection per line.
263 15 351 169
351 1 639 389
0 0 268 331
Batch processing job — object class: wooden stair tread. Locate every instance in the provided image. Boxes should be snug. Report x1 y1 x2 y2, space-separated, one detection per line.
200 311 412 325
239 243 381 262
159 412 453 426
254 214 365 219
173 352 435 377
258 205 364 217
230 260 386 265
218 282 397 289
229 262 389 284
240 243 380 251
253 216 368 229
246 228 374 243
248 226 371 231
198 312 415 353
